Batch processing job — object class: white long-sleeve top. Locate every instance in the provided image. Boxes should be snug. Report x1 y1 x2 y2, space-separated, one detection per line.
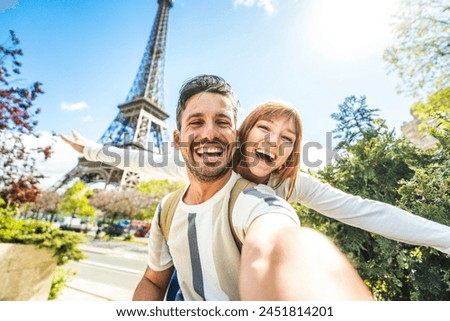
84 143 450 255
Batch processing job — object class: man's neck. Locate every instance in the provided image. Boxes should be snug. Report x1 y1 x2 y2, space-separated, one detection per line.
184 170 233 205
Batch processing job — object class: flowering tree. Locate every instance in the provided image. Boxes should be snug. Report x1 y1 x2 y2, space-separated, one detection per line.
0 30 51 206
89 189 153 224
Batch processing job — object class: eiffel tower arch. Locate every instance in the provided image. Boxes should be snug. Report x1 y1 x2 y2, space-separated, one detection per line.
51 0 174 192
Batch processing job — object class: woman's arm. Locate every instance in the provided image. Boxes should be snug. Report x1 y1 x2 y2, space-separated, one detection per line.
61 130 189 182
285 172 450 255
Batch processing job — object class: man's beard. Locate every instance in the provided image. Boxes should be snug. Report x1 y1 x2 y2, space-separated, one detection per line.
183 138 234 182
186 159 232 182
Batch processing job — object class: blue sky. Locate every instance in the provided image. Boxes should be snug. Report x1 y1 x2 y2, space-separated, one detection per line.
1 0 417 187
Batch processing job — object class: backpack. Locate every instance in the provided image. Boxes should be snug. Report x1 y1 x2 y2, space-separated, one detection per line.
159 177 256 300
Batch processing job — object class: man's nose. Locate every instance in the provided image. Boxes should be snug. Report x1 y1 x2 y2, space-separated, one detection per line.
199 122 216 140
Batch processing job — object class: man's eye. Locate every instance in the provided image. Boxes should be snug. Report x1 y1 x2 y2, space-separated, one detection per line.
190 121 202 126
217 120 230 126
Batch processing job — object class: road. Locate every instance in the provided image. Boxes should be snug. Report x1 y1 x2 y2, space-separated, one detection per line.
58 238 149 301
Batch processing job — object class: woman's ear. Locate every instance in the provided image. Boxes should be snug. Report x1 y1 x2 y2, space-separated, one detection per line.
173 130 180 150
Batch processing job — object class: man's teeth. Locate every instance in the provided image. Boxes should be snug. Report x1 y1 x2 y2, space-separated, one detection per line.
197 147 223 154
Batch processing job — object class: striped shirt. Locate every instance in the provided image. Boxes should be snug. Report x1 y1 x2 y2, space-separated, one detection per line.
147 171 300 301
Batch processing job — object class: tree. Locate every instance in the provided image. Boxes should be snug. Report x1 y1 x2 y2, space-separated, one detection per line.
0 30 50 206
89 189 153 225
59 181 95 219
298 95 450 300
27 191 63 222
330 95 380 149
412 87 450 132
136 179 185 220
383 0 450 98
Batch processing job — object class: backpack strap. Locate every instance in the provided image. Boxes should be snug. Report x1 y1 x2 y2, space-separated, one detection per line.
160 187 185 242
228 178 256 252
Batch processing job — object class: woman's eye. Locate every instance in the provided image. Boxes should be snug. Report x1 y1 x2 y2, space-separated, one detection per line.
282 136 294 144
258 125 269 131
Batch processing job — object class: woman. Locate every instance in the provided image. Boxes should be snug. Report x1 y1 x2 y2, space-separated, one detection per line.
61 101 450 255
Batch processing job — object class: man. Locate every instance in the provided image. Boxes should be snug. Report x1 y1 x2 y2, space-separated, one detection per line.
130 75 372 300
61 75 372 300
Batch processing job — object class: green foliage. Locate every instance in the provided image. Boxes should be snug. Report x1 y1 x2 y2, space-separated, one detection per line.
123 233 135 242
300 94 450 300
137 179 185 196
412 87 450 132
136 179 185 220
48 266 76 300
0 205 85 265
60 181 95 218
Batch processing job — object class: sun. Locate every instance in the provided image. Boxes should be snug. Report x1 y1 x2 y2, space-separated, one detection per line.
306 0 400 60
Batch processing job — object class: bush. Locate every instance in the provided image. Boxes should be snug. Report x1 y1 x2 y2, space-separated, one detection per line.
0 202 85 299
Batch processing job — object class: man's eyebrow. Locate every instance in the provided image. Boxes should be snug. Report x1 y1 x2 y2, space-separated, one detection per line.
216 113 233 120
185 113 204 122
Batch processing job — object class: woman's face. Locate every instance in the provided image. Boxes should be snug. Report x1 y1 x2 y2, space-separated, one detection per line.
240 115 297 183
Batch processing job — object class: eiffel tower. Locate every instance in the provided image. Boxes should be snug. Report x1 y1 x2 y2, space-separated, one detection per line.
52 0 174 192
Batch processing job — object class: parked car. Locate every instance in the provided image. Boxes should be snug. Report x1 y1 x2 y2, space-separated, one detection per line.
60 216 94 233
106 224 126 237
134 224 151 237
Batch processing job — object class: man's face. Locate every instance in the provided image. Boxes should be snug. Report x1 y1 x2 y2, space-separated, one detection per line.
174 92 237 182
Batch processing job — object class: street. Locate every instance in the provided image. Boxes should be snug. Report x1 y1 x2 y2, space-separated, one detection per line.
58 238 149 301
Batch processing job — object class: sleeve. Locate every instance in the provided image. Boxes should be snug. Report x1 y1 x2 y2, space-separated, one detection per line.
83 142 189 183
232 184 300 242
289 171 450 255
146 199 174 271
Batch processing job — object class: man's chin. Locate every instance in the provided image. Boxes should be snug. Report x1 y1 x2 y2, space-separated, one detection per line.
188 165 231 182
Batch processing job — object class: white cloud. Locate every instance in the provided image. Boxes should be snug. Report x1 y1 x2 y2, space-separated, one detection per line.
233 0 278 15
60 101 89 111
21 131 79 190
0 0 18 13
82 115 93 122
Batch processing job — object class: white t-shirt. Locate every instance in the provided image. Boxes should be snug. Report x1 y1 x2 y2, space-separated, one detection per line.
147 171 299 301
84 143 450 254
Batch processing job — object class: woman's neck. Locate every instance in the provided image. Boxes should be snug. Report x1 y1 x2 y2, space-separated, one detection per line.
234 164 269 185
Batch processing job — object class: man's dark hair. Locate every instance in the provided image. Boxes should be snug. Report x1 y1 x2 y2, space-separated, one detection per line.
176 75 239 130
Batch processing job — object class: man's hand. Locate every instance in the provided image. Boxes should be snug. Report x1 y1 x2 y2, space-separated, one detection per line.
60 130 88 154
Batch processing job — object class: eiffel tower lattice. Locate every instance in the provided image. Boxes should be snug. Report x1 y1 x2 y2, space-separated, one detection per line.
51 0 174 192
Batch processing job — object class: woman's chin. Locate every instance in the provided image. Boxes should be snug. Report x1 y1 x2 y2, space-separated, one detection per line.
248 166 272 182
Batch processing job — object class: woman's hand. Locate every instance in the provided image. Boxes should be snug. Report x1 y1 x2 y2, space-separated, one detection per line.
60 130 88 154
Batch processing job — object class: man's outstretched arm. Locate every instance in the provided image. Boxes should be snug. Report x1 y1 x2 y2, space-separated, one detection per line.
239 215 373 300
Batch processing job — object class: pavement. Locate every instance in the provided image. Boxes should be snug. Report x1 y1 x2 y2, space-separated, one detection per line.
57 237 148 301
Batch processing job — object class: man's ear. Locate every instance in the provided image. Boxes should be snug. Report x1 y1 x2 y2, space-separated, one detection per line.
173 130 180 150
